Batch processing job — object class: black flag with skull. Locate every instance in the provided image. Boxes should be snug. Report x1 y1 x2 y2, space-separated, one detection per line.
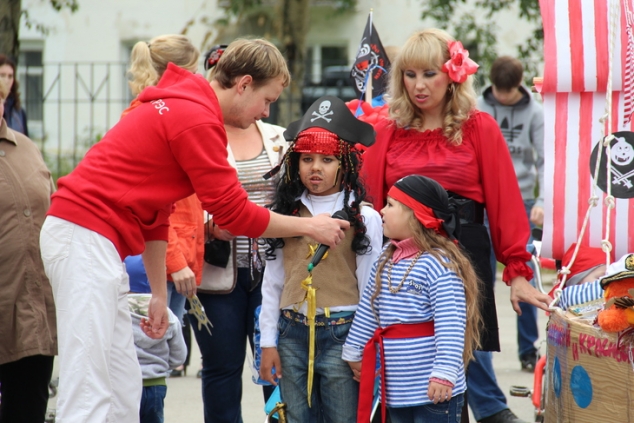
590 131 634 198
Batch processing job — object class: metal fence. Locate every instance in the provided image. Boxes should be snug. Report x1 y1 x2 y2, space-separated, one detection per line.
21 61 131 179
20 61 357 180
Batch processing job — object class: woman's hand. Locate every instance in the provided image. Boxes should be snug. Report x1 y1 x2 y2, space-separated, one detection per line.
428 381 453 403
171 266 196 298
260 347 282 386
213 224 236 241
347 361 362 382
510 276 552 313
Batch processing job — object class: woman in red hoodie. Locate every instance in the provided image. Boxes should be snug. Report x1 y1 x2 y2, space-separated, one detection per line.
124 34 203 378
39 37 349 423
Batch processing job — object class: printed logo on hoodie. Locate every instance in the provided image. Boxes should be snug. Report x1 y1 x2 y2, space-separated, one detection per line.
152 99 170 115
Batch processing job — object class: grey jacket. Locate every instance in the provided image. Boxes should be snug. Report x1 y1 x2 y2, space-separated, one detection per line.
477 86 545 208
129 294 187 380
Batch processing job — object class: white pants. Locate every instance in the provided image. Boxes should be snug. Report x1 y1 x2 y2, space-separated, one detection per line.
40 216 142 423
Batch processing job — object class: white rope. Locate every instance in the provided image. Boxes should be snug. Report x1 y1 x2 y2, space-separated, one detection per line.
549 0 620 309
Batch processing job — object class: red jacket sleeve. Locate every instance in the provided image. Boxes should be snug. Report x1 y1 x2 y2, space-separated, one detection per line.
169 123 270 238
472 113 533 283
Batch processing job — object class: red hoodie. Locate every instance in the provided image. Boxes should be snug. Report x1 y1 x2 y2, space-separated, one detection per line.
49 63 270 259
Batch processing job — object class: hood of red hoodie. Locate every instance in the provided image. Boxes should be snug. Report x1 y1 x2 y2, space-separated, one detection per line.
138 63 220 115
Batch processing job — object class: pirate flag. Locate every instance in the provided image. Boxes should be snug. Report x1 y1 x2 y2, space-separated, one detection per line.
590 131 634 198
350 13 390 100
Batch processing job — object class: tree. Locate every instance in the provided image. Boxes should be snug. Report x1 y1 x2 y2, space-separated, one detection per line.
421 0 543 87
0 0 78 63
211 0 356 126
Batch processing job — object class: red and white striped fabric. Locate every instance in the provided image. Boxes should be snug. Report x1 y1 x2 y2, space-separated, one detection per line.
540 0 634 260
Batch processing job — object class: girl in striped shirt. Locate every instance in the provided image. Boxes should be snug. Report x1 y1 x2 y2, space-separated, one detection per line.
343 174 482 423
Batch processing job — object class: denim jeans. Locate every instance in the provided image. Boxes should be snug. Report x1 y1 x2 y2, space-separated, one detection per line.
187 268 274 423
167 281 187 324
467 351 508 421
388 394 464 423
277 312 358 423
140 385 167 423
517 199 539 358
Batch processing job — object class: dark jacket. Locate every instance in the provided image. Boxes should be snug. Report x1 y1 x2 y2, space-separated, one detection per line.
3 96 28 137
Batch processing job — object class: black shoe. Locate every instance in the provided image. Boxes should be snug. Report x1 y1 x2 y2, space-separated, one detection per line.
170 365 186 377
519 351 539 372
479 409 528 423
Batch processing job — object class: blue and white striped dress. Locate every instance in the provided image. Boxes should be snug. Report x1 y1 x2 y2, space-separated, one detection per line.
342 250 467 407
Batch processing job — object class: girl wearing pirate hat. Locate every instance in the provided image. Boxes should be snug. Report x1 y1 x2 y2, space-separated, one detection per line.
258 96 383 422
343 174 482 423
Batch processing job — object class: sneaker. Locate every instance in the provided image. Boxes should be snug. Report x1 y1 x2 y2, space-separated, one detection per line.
519 351 539 372
479 409 528 423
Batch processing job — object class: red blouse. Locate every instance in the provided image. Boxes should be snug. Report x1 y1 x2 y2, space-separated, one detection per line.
363 111 532 283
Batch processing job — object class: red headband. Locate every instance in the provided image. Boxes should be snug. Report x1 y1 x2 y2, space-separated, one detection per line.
388 186 447 237
294 128 343 156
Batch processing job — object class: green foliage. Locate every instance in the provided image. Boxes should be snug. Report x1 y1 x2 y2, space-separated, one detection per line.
421 0 543 88
49 0 79 12
43 129 102 183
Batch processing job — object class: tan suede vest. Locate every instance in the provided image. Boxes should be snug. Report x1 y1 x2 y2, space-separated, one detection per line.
280 204 358 309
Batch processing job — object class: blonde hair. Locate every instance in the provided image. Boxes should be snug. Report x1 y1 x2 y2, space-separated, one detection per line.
387 28 476 145
370 203 482 363
128 34 200 95
0 78 8 100
208 38 290 89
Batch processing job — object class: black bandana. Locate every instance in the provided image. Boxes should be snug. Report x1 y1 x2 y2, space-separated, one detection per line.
393 175 461 242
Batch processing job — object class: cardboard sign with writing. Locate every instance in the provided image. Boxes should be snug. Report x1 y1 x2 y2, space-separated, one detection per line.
546 310 634 422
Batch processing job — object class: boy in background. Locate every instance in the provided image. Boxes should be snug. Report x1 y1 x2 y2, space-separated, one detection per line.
127 255 187 423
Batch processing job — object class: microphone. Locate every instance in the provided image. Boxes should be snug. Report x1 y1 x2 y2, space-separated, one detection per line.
308 209 349 271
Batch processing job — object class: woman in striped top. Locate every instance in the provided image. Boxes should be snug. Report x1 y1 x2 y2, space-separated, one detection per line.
343 175 482 423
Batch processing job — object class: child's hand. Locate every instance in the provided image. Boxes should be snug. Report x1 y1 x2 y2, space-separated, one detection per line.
347 361 362 382
260 347 282 386
428 380 453 403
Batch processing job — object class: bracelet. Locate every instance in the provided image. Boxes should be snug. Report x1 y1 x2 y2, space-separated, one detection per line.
429 377 454 387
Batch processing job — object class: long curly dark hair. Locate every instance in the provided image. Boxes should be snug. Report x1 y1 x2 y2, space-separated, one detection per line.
264 143 371 259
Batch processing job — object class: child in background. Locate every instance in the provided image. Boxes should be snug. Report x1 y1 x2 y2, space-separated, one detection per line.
552 244 607 311
258 95 384 422
126 255 187 423
343 174 482 423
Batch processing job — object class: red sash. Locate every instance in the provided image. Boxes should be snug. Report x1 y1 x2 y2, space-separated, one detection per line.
357 321 435 423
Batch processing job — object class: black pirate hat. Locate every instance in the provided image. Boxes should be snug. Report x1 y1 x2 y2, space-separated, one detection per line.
263 96 375 180
283 96 375 147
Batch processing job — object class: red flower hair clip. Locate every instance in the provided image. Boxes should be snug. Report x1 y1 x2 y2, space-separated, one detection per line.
441 41 478 84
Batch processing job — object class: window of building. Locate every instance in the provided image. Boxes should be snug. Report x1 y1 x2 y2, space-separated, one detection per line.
18 49 43 122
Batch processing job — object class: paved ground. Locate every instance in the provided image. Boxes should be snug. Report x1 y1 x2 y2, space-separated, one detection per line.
48 270 555 423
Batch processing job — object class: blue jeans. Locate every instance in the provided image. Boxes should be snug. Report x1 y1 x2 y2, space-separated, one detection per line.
167 281 187 324
140 385 167 423
517 200 539 358
277 313 358 423
389 394 464 423
467 352 507 421
187 268 274 423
